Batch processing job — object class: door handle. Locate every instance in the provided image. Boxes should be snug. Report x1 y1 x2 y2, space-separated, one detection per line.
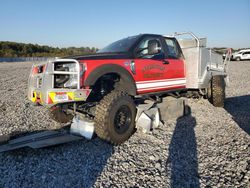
162 60 169 64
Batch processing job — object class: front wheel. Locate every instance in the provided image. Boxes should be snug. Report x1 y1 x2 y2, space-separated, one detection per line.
236 57 241 61
94 90 136 144
208 75 225 107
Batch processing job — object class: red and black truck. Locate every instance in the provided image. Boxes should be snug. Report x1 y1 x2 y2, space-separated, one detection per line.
28 32 229 144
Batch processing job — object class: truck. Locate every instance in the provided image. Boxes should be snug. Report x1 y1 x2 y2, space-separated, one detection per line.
28 32 230 144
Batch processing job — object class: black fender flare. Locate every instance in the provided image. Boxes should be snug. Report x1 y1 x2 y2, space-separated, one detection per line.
84 64 137 96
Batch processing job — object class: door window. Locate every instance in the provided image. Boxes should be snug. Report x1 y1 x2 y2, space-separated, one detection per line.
135 37 164 59
165 38 181 59
243 52 250 55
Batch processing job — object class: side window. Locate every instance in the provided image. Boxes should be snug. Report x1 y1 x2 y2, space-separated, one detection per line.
165 38 181 59
136 37 164 59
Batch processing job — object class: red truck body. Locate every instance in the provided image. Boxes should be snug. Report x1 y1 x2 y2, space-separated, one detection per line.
80 58 186 94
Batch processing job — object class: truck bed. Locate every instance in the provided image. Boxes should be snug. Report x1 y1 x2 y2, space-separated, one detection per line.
176 33 225 89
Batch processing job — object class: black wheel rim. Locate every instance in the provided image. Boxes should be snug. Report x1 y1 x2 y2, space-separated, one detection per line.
114 105 132 134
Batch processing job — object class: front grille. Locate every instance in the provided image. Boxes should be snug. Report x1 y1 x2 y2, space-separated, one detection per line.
53 61 79 89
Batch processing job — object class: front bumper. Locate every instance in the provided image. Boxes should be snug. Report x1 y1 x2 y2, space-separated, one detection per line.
29 89 91 106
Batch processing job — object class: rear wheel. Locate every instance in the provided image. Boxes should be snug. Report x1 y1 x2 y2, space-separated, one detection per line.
208 75 225 107
94 90 136 144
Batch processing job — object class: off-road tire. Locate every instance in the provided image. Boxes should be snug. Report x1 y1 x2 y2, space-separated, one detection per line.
49 106 74 123
209 75 225 107
94 90 136 144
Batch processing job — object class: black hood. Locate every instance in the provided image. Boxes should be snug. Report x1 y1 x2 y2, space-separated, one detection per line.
65 53 132 61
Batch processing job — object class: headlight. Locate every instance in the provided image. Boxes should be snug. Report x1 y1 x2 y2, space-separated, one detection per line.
63 74 78 88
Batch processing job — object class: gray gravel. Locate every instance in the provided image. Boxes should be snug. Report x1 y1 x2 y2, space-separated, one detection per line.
0 61 249 187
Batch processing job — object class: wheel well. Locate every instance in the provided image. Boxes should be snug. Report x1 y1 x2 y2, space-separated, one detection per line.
95 73 120 92
95 73 120 83
87 73 120 102
85 64 137 96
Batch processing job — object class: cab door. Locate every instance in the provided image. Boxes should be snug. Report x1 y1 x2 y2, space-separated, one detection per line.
133 36 186 94
163 37 186 85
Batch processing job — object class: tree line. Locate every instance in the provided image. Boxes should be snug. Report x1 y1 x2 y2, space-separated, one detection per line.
213 47 249 54
0 41 98 57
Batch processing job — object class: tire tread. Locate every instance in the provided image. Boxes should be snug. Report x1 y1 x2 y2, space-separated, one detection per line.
94 90 135 144
210 75 225 107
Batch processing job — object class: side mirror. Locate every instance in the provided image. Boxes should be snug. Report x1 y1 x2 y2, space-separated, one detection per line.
148 39 161 55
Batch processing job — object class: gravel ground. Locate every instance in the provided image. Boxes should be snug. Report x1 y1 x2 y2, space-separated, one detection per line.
0 61 249 187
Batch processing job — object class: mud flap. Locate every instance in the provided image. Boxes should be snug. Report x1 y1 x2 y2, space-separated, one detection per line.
0 130 83 153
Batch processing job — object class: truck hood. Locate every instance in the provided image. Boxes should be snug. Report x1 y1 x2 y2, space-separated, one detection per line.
65 53 132 61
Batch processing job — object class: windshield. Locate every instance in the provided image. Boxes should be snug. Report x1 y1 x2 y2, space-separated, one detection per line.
97 35 139 53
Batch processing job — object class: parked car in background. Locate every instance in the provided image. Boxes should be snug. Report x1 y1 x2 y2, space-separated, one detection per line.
231 49 250 61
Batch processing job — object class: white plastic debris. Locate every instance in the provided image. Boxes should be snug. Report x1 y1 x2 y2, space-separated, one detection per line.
135 100 155 121
136 102 162 133
70 116 94 140
136 112 152 133
144 107 161 129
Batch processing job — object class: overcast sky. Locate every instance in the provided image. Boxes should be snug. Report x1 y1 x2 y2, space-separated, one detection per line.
0 0 249 48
